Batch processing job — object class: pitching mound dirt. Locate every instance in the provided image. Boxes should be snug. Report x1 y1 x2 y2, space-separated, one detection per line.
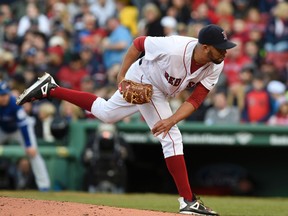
0 197 181 216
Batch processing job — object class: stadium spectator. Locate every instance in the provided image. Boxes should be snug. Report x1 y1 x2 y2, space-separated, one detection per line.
66 0 85 25
100 16 133 85
2 20 20 60
35 102 57 142
70 0 91 31
0 4 13 23
59 100 85 122
80 46 106 87
80 75 97 94
0 3 15 44
19 46 38 71
0 48 16 78
267 80 287 114
186 22 205 38
18 31 47 74
243 40 263 67
263 1 288 72
267 100 288 126
152 0 172 17
238 64 256 93
90 0 116 28
168 0 191 24
264 1 288 53
19 30 44 55
48 2 73 35
160 16 178 36
259 59 279 82
46 45 66 79
245 7 266 36
17 3 51 38
176 22 188 36
189 3 211 26
214 1 234 27
138 3 164 36
242 73 274 123
223 38 252 87
231 0 251 19
9 157 37 190
76 12 107 53
8 73 27 95
258 0 277 21
56 52 89 91
115 0 139 37
226 82 246 112
231 19 249 43
204 90 240 125
48 35 67 54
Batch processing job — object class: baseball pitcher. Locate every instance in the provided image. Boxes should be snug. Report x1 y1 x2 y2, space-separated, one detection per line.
17 24 236 215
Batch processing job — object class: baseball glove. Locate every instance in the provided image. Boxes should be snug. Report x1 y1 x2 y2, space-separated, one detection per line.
118 79 153 104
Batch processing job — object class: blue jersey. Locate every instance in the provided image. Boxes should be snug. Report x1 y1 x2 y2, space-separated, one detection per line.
0 95 33 147
103 25 133 69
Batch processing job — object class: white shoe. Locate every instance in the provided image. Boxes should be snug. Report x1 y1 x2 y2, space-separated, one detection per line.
178 197 219 215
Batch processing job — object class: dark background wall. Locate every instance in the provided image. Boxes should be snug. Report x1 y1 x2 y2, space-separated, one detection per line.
125 144 288 197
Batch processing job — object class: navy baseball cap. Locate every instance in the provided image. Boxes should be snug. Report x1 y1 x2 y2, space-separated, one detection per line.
198 24 237 50
0 81 10 95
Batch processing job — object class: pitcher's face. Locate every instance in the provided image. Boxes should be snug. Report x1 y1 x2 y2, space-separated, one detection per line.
207 45 227 64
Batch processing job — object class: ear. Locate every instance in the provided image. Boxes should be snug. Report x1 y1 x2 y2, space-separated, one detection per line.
202 44 210 53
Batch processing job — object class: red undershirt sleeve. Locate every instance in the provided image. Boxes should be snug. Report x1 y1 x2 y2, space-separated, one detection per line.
133 36 147 52
186 82 210 110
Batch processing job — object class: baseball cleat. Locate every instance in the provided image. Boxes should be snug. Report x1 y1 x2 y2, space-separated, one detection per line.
178 197 219 215
16 72 58 105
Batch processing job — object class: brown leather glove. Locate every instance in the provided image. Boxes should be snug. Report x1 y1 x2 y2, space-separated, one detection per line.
118 79 153 104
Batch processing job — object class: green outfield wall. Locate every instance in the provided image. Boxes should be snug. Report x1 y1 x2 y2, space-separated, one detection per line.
1 120 288 195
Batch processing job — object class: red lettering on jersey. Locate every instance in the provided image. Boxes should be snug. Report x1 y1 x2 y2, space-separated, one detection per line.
164 71 182 86
164 71 169 81
174 79 181 86
168 76 175 85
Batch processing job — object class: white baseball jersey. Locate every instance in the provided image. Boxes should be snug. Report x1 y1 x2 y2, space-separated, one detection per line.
141 36 223 97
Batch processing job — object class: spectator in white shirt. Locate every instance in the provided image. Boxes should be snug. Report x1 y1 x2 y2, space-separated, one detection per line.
17 3 51 38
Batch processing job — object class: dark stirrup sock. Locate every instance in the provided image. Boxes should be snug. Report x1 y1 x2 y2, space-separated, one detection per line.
165 155 193 201
50 87 97 112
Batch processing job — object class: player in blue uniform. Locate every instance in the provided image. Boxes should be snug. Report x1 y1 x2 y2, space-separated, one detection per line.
0 81 50 191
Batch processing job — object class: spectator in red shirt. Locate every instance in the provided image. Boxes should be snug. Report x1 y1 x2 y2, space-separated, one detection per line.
189 3 212 26
244 7 266 35
242 73 274 123
56 52 89 91
190 0 219 22
231 19 250 44
47 45 65 78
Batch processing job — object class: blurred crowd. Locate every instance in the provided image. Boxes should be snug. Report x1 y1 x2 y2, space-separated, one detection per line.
1 0 288 143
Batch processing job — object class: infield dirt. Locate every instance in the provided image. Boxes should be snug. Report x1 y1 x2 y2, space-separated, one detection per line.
0 197 181 216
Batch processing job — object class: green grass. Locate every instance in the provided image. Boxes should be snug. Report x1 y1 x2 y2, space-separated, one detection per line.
1 191 288 216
